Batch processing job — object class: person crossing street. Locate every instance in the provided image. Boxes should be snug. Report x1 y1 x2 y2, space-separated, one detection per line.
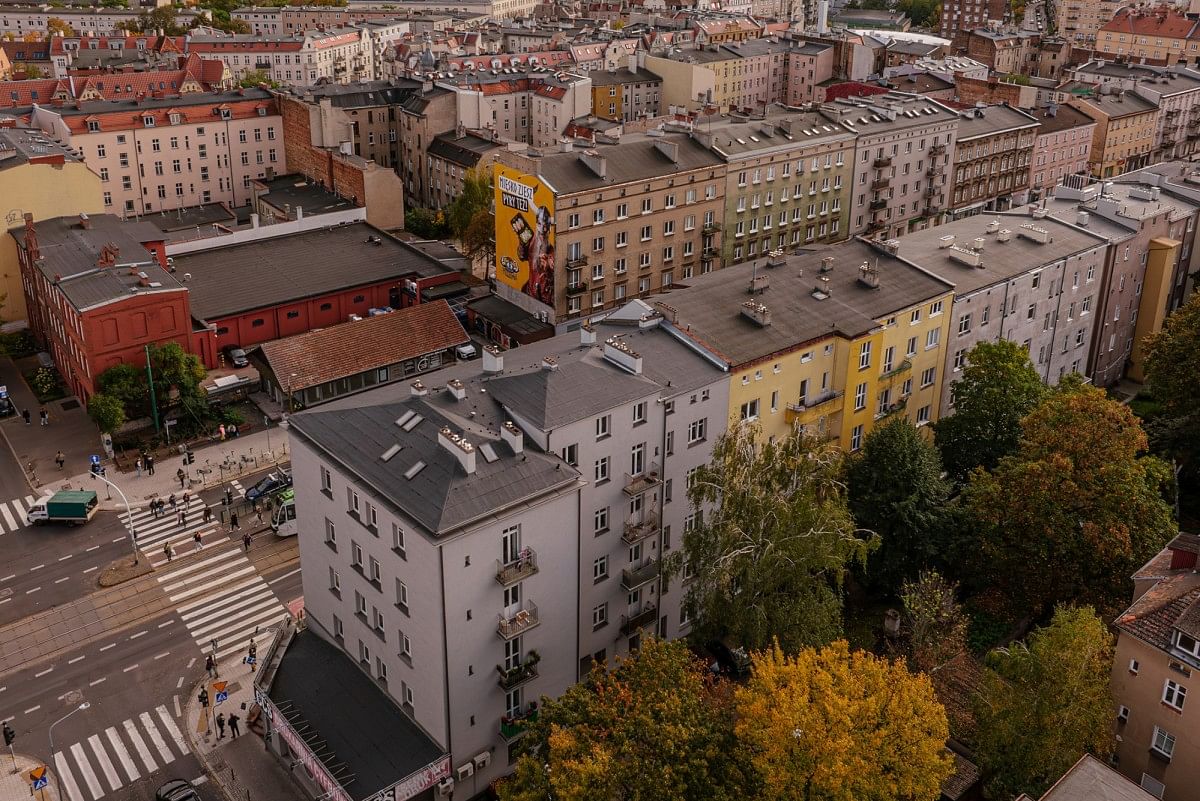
163 542 174 563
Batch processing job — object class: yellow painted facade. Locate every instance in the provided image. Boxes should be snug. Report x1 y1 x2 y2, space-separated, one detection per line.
591 83 625 121
0 158 104 323
1128 236 1180 383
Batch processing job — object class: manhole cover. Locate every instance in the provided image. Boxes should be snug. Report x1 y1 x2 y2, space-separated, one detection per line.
62 690 83 706
60 399 80 411
0 588 11 599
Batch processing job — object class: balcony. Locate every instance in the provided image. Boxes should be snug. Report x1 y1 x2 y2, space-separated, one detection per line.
497 601 540 640
495 548 538 586
621 557 661 591
622 513 660 544
566 254 588 269
866 219 887 233
930 143 946 156
927 163 943 177
881 358 912 379
1167 108 1182 117
623 462 661 496
255 61 272 69
875 397 908 420
785 390 844 420
873 156 892 168
871 177 890 191
924 184 937 197
869 198 887 211
620 603 658 636
565 280 589 297
496 654 540 691
499 707 539 741
703 246 719 258
702 221 721 234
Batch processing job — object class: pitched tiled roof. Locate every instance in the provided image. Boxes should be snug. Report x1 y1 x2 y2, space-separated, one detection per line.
1100 7 1198 39
257 300 469 392
1114 575 1200 650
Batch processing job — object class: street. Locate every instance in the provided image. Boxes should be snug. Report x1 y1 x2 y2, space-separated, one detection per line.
0 471 301 801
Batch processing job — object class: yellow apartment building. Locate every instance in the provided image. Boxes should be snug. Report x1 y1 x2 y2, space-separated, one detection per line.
1069 91 1159 178
658 239 954 451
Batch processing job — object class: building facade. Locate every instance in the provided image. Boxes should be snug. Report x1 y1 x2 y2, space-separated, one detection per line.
949 104 1038 217
588 67 663 122
937 0 1009 40
1096 7 1199 66
1028 104 1095 200
188 28 386 87
444 70 592 150
1069 92 1159 178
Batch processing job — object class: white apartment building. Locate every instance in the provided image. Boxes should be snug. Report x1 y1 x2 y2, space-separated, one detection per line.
442 69 592 149
0 7 203 36
31 89 286 215
188 27 395 87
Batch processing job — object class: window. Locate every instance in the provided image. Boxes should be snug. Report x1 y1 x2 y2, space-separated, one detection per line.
595 456 610 483
926 328 940 349
354 590 367 618
906 337 917 357
1151 726 1176 759
1130 658 1140 674
592 602 609 630
594 507 609 535
351 541 363 569
324 518 336 548
1163 680 1187 711
921 367 936 387
633 401 647 425
593 555 609 582
358 640 370 665
596 415 610 439
328 566 340 594
560 443 579 467
687 418 707 444
858 341 872 370
1140 775 1166 800
917 405 931 424
910 309 921 325
930 300 943 316
958 314 971 335
740 399 760 420
392 524 406 558
954 349 967 370
854 382 867 411
395 579 409 613
850 424 864 451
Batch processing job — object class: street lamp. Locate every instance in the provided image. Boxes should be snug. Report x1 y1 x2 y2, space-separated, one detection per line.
286 373 298 415
48 702 90 756
89 470 139 565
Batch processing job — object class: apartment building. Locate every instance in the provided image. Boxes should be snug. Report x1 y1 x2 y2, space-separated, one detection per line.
1029 104 1095 201
396 85 457 209
568 40 642 73
1096 7 1199 66
819 92 960 240
1056 0 1122 44
696 111 855 266
188 28 385 87
277 81 416 170
952 29 1040 76
937 0 1009 40
896 209 1108 415
657 40 834 114
588 66 662 122
426 127 506 210
1069 91 1158 178
233 6 461 35
1109 533 1200 801
31 89 287 216
949 104 1038 217
785 41 836 106
657 239 955 450
493 134 725 324
1071 62 1200 164
0 7 202 36
443 69 592 150
285 307 729 790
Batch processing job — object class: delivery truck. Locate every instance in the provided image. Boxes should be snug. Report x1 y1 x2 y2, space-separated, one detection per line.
25 490 100 526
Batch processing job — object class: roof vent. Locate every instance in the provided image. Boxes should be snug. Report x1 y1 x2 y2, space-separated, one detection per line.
1032 206 1049 219
411 380 428 397
938 234 955 249
973 237 985 251
766 248 787 269
749 270 769 294
1018 223 1051 244
985 219 1000 234
997 228 1012 242
1077 210 1090 226
541 355 558 371
741 300 771 326
812 274 832 299
819 256 835 273
580 322 597 346
858 260 879 289
447 378 467 401
501 420 523 455
602 338 643 374
482 345 503 374
948 245 982 267
438 426 476 475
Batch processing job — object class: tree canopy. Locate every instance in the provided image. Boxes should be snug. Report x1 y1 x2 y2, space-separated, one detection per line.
87 393 126 435
1143 290 1200 512
445 169 495 270
735 640 953 801
672 423 873 653
933 340 1047 485
974 605 1115 800
901 570 968 675
964 378 1175 615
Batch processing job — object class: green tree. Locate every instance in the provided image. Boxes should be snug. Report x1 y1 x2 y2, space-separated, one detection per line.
964 378 1176 615
671 424 874 653
847 417 951 593
1144 291 1200 514
405 207 450 239
237 68 277 87
500 638 748 801
461 208 496 271
88 393 126 435
97 363 149 419
132 6 187 35
901 570 968 674
735 640 953 801
149 342 206 410
974 605 1115 800
933 340 1047 485
445 169 491 239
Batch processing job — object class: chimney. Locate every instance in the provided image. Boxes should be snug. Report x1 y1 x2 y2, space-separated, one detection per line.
559 138 573 153
500 420 523 454
654 139 679 163
579 149 606 177
447 378 467 401
79 212 91 230
602 338 643 374
740 300 771 326
482 345 504 373
437 426 476 474
1077 210 1090 226
410 379 428 397
580 322 597 345
251 213 260 229
997 228 1012 242
541 355 559 371
1167 534 1199 571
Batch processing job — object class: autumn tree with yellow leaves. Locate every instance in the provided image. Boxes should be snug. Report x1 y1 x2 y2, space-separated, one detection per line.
735 641 953 801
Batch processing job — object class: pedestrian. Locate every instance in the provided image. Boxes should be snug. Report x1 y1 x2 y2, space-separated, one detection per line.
146 455 155 476
135 457 142 477
224 486 233 507
169 493 176 510
55 450 65 470
178 509 186 528
205 654 216 678
254 503 264 525
193 530 203 552
247 641 257 673
21 408 29 425
163 542 174 563
228 713 240 738
183 491 190 507
177 468 186 489
242 531 252 553
154 499 163 518
203 505 212 524
230 511 240 531
39 407 48 426
216 712 226 740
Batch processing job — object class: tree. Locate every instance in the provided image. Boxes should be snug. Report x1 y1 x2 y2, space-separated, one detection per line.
97 362 150 419
964 378 1175 615
901 571 968 674
974 605 1115 800
88 393 126 435
846 417 951 594
460 209 496 272
933 340 1047 485
445 168 491 240
15 62 44 78
405 207 450 239
500 639 748 801
1144 290 1200 512
237 68 276 87
149 341 206 412
46 17 75 36
671 424 874 653
132 6 188 35
735 640 953 801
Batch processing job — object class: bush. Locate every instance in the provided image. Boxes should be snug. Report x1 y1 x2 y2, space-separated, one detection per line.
0 330 36 358
26 366 66 402
88 393 126 434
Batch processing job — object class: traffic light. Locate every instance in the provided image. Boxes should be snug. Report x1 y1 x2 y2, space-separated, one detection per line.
185 450 195 465
198 689 209 708
3 722 14 746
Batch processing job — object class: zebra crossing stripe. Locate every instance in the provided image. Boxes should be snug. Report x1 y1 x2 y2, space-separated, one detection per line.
0 503 17 532
139 712 174 765
155 706 189 755
186 586 278 630
156 548 241 584
190 596 281 642
87 734 121 792
121 719 157 773
166 565 257 604
104 726 139 782
178 575 263 618
54 751 85 801
69 742 103 801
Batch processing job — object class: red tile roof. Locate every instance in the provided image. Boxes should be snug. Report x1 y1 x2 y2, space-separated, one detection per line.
0 79 71 107
1100 6 1198 39
57 94 276 134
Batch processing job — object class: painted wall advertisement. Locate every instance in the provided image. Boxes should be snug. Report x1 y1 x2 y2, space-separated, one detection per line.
494 165 555 307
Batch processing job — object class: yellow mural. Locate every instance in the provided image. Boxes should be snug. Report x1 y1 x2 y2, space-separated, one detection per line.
494 164 555 307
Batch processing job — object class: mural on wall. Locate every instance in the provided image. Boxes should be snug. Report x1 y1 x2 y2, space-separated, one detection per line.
494 164 555 308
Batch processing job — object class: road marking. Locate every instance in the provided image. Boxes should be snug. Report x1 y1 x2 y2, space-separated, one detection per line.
83 566 98 574
30 564 44 572
123 718 158 773
69 741 104 800
158 707 187 754
158 620 173 629
54 751 85 801
187 592 278 635
58 554 73 561
167 565 257 604
112 538 124 544
162 557 252 596
25 586 40 594
0 574 14 582
0 504 16 532
153 651 170 660
24 705 40 714
175 676 184 689
140 712 175 764
34 667 53 677
129 630 147 640
55 576 70 584
186 658 196 669
105 726 139 782
0 598 10 606
172 695 182 719
87 734 122 792
69 656 85 665
86 546 100 552
177 575 261 617
158 549 241 583
122 663 138 673
99 643 116 652
89 678 106 687
268 567 302 585
191 775 208 786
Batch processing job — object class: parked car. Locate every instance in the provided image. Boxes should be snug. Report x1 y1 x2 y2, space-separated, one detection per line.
224 346 248 368
455 343 478 360
0 394 13 418
245 469 293 503
156 780 201 801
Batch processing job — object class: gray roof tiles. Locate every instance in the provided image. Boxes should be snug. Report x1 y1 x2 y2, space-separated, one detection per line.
486 360 659 430
535 133 723 194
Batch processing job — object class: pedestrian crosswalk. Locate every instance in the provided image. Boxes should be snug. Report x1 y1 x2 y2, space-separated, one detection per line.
122 497 223 566
52 705 188 801
0 494 50 534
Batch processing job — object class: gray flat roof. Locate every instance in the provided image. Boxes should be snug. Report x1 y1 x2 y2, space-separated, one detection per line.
955 104 1040 140
1040 755 1158 801
699 111 855 158
534 133 722 194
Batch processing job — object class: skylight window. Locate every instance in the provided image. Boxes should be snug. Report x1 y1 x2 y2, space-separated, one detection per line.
404 461 426 480
381 444 401 462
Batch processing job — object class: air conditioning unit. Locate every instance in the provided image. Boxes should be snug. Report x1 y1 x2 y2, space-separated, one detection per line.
436 778 455 797
455 763 474 781
472 751 491 770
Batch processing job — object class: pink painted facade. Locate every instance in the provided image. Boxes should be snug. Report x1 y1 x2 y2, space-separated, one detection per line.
1029 105 1095 198
785 45 835 106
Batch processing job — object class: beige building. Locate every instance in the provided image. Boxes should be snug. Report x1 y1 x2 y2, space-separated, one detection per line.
188 27 396 87
31 89 286 216
426 127 507 210
1069 91 1159 178
442 69 592 150
1096 7 1199 66
949 104 1038 216
1111 533 1200 801
1056 0 1122 44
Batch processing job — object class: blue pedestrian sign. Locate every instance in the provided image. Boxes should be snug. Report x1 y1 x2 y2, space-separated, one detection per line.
215 690 229 704
30 766 47 790
213 681 229 705
89 455 100 466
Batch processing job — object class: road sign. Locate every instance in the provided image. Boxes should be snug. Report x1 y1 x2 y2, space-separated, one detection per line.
0 385 7 398
213 681 229 705
30 766 47 790
89 455 100 466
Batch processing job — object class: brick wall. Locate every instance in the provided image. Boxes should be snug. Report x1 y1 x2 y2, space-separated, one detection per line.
957 76 1036 108
278 92 369 212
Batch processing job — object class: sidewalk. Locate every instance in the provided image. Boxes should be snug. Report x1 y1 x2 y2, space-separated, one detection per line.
47 428 290 512
0 752 58 801
185 630 308 801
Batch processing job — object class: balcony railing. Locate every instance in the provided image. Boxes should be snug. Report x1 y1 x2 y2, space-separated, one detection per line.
924 184 937 197
621 557 661 591
495 547 537 586
930 143 946 156
785 389 844 416
881 358 912 379
869 198 887 211
702 246 719 258
497 601 540 640
499 707 539 741
871 177 890 190
566 254 588 268
702 221 721 233
496 655 540 691
565 281 589 296
622 513 660 544
927 163 943 176
620 604 658 636
874 156 892 168
623 462 661 496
